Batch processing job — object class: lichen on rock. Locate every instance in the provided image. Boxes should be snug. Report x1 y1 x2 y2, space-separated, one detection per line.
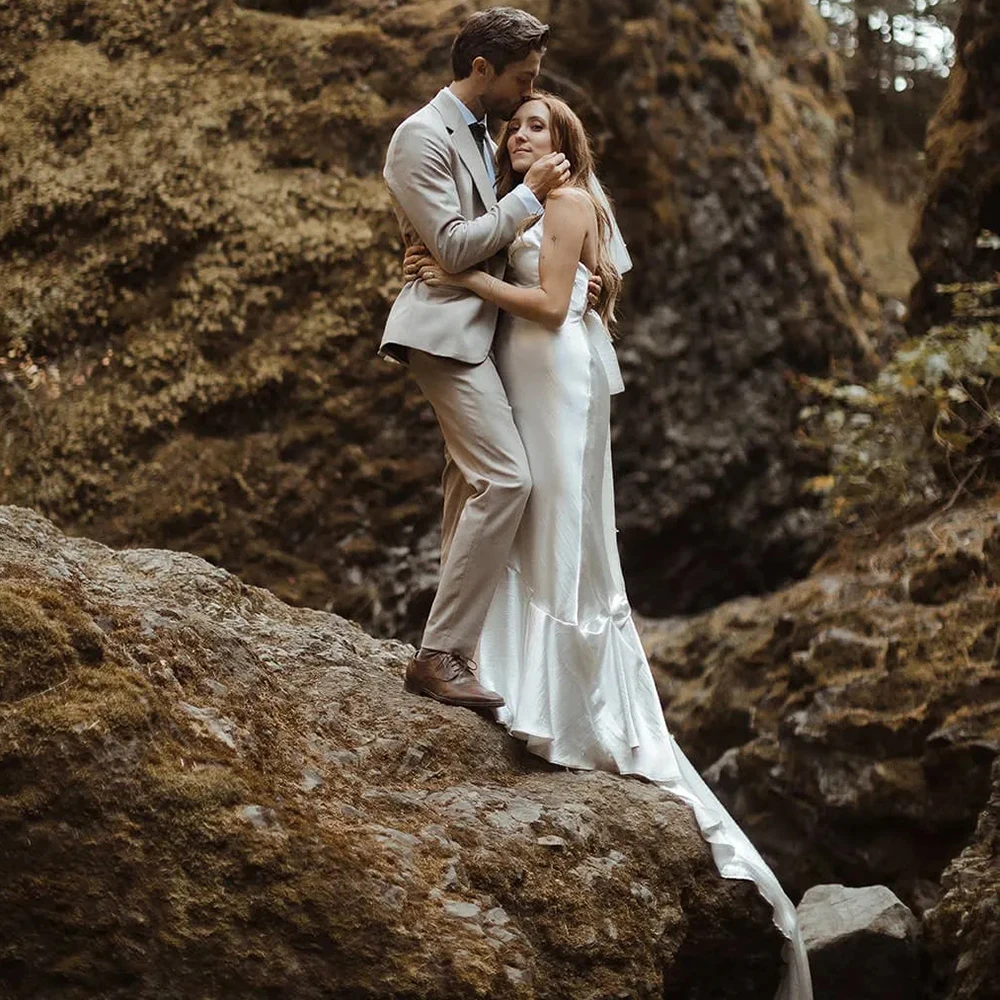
0 504 786 998
642 498 1000 917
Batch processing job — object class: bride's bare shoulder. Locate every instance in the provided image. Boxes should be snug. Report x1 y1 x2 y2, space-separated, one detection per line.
545 186 596 229
546 185 594 210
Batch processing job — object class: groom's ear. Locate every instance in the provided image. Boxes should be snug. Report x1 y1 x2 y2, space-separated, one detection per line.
471 55 495 81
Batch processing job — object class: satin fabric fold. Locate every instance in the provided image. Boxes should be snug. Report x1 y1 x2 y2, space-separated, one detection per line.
476 221 813 999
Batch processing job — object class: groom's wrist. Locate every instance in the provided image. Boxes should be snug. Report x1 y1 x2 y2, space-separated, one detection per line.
513 183 544 216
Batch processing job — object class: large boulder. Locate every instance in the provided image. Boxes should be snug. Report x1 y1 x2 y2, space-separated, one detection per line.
0 504 787 999
641 498 1000 909
908 0 1000 334
0 0 878 645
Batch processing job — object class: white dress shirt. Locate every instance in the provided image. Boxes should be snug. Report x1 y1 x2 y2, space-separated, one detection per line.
444 87 543 216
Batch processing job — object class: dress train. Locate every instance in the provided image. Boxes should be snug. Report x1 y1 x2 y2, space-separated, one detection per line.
475 220 812 998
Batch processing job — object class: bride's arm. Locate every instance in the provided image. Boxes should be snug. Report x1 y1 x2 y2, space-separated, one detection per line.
420 188 591 331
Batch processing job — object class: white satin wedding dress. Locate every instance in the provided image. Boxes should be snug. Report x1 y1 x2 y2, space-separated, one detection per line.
476 220 813 999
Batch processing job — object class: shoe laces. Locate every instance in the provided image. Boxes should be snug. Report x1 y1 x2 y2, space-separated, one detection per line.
438 651 478 681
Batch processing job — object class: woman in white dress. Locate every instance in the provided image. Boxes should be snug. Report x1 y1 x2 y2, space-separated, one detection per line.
416 92 813 1000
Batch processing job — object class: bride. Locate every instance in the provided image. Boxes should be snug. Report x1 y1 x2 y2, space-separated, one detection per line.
414 91 813 1000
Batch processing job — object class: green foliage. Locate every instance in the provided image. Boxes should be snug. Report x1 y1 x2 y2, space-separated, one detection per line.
799 235 1000 529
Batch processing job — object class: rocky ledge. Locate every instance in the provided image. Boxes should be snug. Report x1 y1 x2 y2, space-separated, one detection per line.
0 505 785 1000
642 498 1000 999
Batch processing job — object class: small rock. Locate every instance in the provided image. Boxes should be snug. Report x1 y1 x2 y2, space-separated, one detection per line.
508 800 543 824
443 900 480 920
299 768 324 792
536 835 566 849
485 906 510 926
798 884 920 1000
371 825 420 861
179 701 237 749
397 746 425 775
630 882 655 905
504 965 529 986
419 824 456 850
240 804 281 832
488 926 517 945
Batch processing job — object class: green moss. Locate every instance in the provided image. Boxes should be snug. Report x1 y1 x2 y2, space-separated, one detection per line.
0 572 405 997
798 271 1000 532
0 0 879 646
0 584 105 702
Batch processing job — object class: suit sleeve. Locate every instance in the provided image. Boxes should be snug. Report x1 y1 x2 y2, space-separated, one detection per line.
384 119 534 274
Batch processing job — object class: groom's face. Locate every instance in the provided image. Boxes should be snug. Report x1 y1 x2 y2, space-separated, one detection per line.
481 51 542 120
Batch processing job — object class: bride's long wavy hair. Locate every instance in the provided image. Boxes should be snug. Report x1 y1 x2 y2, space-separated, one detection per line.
495 91 623 328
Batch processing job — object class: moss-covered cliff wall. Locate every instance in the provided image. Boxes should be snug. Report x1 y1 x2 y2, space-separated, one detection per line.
908 0 1000 333
0 0 879 640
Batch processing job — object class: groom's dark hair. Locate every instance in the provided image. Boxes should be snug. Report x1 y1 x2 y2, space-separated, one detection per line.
451 7 549 79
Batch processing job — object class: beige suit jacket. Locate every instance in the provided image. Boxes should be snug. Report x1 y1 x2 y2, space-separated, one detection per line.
380 88 535 364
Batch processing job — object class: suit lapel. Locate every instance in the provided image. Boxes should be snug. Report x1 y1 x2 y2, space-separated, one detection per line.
429 88 497 209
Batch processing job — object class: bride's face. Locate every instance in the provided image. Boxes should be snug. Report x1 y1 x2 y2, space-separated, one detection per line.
507 99 554 174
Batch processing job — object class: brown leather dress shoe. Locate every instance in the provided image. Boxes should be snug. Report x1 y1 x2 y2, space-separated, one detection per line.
404 649 505 709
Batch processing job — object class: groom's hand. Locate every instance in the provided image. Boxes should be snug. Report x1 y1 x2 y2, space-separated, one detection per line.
403 243 435 283
524 152 571 200
586 273 603 311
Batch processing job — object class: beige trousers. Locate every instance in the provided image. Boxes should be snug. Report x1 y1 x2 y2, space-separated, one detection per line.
408 349 532 659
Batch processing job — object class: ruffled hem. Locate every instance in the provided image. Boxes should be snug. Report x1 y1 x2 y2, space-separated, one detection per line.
477 566 813 1000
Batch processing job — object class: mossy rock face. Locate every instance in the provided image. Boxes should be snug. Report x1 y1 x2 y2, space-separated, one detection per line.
0 505 786 999
909 0 1000 333
0 0 877 642
642 497 1000 925
0 584 104 700
924 758 1000 1000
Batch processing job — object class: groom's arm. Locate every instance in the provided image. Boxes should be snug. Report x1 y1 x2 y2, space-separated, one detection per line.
385 118 538 274
430 187 591 330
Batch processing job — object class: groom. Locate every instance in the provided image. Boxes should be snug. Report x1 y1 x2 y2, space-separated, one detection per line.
381 8 571 709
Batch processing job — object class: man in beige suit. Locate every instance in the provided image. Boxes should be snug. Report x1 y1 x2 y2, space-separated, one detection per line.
382 8 571 709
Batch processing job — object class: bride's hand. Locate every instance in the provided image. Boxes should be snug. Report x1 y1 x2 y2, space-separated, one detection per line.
586 273 602 310
418 262 471 289
403 243 435 283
